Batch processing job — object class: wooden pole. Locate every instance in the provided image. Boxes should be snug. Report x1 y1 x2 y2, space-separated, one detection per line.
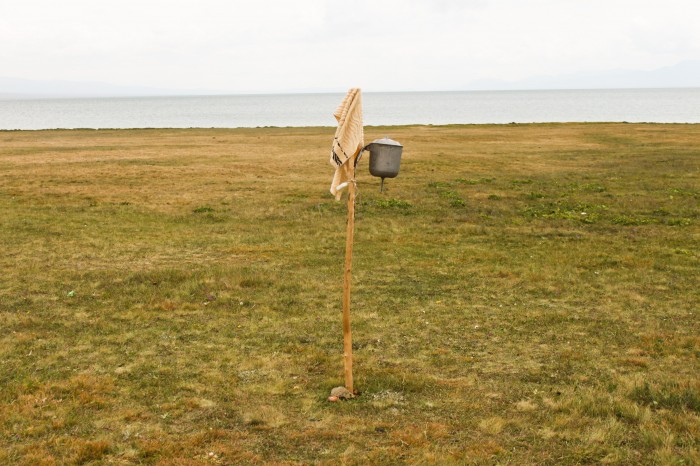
342 177 355 393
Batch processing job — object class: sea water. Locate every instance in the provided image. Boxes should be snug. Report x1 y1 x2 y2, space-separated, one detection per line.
1 88 698 130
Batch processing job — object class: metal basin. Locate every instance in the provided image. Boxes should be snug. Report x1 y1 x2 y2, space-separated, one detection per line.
368 137 403 179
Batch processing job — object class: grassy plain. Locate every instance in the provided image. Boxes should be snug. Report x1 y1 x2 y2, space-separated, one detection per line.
0 123 699 464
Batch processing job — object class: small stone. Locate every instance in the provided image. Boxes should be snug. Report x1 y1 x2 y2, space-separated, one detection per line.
330 386 354 400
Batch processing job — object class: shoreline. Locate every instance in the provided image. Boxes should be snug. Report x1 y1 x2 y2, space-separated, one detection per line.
2 121 700 132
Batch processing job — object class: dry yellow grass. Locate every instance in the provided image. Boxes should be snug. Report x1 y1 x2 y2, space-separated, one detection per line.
1 123 699 464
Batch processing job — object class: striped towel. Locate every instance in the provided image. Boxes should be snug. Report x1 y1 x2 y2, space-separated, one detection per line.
330 88 364 200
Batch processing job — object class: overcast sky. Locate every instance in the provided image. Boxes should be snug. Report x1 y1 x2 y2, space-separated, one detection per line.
1 0 699 93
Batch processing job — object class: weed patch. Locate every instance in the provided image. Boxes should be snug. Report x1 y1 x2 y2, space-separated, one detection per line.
630 382 700 412
364 198 413 210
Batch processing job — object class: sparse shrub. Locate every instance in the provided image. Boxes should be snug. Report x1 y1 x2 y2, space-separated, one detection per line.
456 177 495 185
630 382 700 412
370 198 412 209
527 192 545 199
663 218 692 226
612 215 652 226
582 183 606 192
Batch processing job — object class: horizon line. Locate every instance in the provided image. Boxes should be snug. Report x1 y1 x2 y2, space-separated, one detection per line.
3 86 700 100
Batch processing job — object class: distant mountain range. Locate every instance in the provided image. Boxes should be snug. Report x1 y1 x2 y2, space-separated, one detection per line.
1 60 699 98
468 60 700 91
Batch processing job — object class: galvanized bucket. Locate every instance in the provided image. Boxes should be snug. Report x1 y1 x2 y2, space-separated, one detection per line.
366 137 403 191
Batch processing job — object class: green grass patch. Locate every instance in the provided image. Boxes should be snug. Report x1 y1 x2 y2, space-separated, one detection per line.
1 124 699 464
630 382 700 412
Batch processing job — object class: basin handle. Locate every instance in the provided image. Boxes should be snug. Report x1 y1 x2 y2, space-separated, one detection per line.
354 144 371 168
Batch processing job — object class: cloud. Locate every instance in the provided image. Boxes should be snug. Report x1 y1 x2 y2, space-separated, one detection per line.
1 0 699 93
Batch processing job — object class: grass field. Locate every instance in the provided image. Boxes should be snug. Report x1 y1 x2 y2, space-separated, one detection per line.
1 123 699 465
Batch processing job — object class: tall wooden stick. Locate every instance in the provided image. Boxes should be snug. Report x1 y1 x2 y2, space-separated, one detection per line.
342 178 355 393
